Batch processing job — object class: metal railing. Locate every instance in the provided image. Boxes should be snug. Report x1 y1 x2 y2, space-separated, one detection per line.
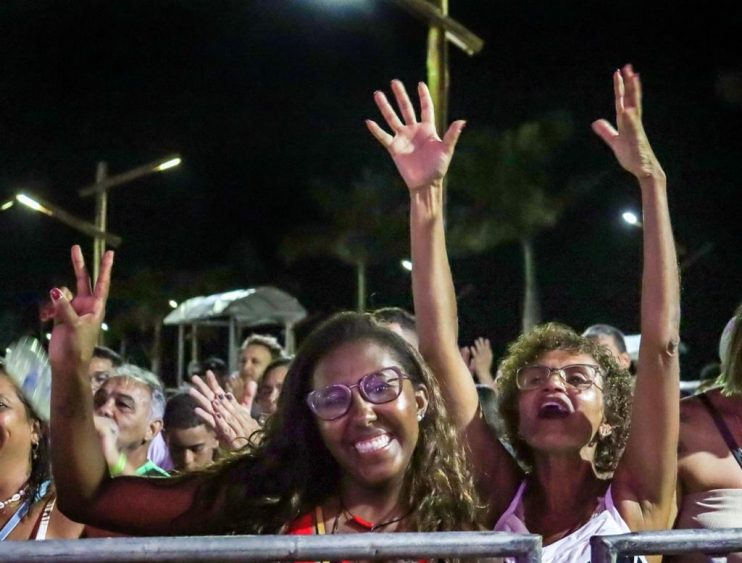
591 528 742 562
1 531 542 562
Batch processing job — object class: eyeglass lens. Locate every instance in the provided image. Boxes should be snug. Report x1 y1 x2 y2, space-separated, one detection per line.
308 367 405 420
517 364 598 390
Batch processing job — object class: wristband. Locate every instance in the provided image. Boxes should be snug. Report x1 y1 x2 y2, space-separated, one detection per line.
109 452 127 477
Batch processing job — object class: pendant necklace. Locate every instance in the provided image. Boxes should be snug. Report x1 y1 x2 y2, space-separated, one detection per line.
332 497 414 533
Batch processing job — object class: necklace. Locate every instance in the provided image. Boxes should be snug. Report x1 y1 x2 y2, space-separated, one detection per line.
332 497 414 533
0 486 28 511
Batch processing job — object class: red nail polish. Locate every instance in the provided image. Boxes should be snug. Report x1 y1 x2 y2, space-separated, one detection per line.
50 288 62 301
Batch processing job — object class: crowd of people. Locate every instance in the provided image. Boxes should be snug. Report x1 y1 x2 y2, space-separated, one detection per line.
0 66 739 562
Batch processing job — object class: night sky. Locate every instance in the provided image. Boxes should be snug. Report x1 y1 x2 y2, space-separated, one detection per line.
1 1 739 382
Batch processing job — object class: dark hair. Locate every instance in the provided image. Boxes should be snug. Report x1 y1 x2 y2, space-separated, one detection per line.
498 323 633 474
261 357 292 381
372 307 417 335
191 312 480 534
164 393 207 431
93 345 123 367
0 369 51 506
202 357 228 379
582 324 628 355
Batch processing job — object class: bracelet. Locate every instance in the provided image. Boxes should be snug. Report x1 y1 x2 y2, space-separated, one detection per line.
109 452 127 477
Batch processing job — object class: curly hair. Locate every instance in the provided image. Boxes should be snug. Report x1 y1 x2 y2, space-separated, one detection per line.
0 371 51 505
187 312 481 534
496 323 634 475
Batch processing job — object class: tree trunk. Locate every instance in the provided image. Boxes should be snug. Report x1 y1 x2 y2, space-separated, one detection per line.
356 261 366 313
521 237 542 333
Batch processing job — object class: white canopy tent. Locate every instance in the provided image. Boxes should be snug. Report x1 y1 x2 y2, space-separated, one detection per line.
163 287 307 386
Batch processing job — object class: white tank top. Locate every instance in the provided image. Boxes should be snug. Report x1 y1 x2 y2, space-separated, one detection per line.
494 480 646 563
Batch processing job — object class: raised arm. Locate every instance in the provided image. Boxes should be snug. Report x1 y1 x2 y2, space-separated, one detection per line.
594 66 681 530
48 246 221 534
367 81 521 515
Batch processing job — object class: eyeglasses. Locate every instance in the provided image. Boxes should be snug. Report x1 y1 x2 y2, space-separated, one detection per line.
306 366 410 421
516 364 603 391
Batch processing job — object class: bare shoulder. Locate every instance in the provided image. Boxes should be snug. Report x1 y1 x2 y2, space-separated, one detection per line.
47 501 85 539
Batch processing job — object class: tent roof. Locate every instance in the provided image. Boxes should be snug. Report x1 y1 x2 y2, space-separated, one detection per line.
163 287 307 326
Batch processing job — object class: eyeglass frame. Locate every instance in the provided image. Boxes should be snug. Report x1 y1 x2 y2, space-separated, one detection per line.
515 363 604 391
306 366 412 421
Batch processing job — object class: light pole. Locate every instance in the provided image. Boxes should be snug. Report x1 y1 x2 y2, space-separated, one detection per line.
7 192 122 247
78 154 181 282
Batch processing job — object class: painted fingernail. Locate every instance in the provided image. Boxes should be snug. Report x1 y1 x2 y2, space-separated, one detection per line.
226 393 234 400
50 288 62 301
218 394 224 400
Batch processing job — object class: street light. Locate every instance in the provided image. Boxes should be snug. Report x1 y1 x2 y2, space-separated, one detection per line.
622 210 642 228
401 258 413 271
78 154 182 282
10 191 122 247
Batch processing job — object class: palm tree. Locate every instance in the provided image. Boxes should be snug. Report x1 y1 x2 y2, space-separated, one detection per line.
447 114 579 332
281 168 408 312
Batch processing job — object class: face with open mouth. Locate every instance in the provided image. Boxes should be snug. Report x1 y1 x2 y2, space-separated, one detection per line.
517 349 608 453
311 340 428 491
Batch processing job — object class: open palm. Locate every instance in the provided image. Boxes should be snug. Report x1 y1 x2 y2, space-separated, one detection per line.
367 80 465 191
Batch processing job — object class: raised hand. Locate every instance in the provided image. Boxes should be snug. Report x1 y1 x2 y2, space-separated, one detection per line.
592 64 665 181
190 371 260 451
366 80 465 190
48 245 114 373
470 337 494 384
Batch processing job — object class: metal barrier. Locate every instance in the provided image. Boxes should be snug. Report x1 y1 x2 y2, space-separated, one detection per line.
1 531 542 562
591 528 742 562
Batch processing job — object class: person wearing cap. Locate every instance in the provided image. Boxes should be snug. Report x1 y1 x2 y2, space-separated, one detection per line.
0 338 83 540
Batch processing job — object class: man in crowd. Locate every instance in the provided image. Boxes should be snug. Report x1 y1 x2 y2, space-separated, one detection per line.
583 323 633 371
252 357 291 422
93 364 169 477
163 393 219 472
372 307 419 349
87 345 123 394
236 334 284 410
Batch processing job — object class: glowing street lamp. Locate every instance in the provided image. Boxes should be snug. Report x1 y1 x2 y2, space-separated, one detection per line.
401 259 413 272
78 154 182 281
11 192 122 247
622 210 642 228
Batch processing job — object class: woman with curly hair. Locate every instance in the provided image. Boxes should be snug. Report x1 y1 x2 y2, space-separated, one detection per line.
1 339 83 540
367 65 680 562
46 246 480 541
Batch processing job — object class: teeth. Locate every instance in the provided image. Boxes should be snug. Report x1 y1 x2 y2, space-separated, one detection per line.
354 434 391 454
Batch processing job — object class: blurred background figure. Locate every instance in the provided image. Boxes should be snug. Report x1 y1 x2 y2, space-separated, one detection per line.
87 346 123 395
235 334 284 410
371 307 419 349
583 323 633 371
163 393 219 472
252 357 291 423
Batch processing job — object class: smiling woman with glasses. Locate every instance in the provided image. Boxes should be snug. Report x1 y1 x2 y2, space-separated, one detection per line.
48 261 481 542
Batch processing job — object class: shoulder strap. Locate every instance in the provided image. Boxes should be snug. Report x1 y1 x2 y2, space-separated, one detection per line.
698 393 742 470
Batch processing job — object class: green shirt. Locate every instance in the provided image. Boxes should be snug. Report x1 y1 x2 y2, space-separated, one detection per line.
135 459 170 477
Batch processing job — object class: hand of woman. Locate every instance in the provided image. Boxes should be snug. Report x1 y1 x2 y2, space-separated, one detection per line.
592 64 665 181
48 245 114 375
190 371 260 450
366 80 466 191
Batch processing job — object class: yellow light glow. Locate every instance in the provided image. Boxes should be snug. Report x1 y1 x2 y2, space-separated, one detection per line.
401 259 413 272
101 323 109 332
16 194 53 216
168 300 178 309
1 200 14 211
155 157 181 172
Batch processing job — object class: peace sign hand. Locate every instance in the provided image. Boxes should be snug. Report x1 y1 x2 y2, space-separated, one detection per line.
48 245 114 375
366 80 465 191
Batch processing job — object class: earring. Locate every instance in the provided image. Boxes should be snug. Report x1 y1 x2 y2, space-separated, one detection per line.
416 411 425 422
31 441 39 461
